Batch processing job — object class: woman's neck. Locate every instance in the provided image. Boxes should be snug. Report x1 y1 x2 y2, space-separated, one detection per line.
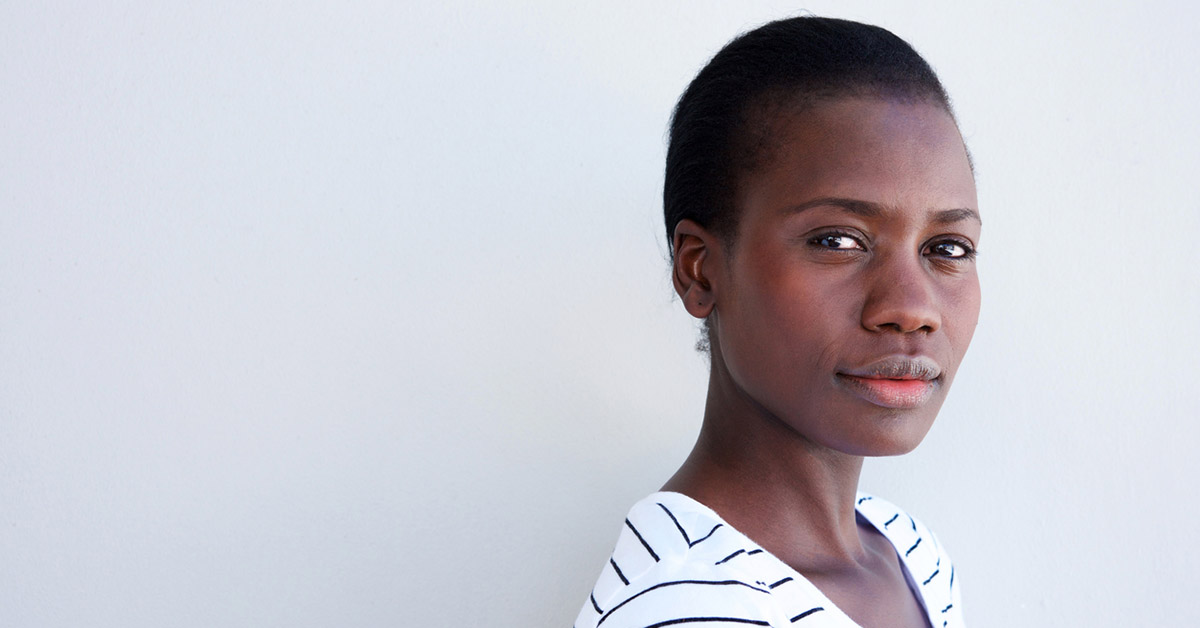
662 366 872 572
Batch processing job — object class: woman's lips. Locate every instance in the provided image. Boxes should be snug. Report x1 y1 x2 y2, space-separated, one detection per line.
836 356 942 409
836 374 937 409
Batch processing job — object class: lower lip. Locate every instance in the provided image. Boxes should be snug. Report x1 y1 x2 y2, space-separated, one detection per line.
837 375 937 409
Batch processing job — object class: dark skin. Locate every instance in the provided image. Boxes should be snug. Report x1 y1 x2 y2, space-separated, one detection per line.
663 97 980 628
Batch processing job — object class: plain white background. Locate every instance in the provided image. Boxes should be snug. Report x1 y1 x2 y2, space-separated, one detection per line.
3 1 1198 626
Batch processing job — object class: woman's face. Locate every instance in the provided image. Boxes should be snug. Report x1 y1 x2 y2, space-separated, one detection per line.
711 97 980 456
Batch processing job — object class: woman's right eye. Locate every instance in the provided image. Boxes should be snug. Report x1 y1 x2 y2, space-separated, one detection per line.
810 233 864 250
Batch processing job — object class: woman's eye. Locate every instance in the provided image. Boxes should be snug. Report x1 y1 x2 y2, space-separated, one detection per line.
927 241 975 259
812 234 863 250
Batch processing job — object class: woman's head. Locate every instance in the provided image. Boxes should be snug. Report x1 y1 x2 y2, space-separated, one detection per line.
667 18 980 456
664 17 956 256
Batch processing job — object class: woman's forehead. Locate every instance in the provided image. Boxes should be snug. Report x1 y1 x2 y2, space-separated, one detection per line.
735 97 978 222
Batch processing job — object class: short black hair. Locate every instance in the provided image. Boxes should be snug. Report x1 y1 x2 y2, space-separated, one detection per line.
663 16 954 255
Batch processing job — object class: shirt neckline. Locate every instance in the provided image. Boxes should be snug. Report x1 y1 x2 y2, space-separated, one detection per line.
646 490 934 628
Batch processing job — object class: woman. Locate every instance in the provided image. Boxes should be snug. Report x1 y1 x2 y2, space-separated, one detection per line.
576 16 978 628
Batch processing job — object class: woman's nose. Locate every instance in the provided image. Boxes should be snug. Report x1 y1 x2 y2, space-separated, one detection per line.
860 256 941 334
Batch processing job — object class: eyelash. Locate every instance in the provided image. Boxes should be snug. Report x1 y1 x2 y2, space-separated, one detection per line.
807 231 978 261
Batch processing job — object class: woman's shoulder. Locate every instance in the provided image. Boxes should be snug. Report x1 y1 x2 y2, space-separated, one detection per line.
575 493 835 628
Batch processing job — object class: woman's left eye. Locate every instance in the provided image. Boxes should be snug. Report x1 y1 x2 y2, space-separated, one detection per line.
926 240 975 259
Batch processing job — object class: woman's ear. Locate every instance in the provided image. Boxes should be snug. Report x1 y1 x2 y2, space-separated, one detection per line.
672 219 721 320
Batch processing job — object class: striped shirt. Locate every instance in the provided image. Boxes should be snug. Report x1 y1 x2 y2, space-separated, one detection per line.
575 492 963 628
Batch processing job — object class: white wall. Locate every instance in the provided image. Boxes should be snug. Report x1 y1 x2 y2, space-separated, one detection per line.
3 2 1197 626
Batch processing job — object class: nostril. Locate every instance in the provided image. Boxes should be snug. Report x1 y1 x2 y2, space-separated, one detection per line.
868 321 934 334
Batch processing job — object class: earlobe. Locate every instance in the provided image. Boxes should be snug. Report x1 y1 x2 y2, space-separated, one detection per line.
672 219 719 320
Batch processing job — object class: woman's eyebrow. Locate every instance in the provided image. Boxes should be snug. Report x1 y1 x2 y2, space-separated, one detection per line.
781 197 882 216
930 208 982 225
782 197 981 225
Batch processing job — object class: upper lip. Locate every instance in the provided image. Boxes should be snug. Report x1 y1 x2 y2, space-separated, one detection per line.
838 356 942 381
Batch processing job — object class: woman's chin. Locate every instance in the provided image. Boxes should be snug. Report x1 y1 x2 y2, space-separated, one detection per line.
820 414 938 458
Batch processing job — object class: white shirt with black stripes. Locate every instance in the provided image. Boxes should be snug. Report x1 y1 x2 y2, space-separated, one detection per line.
575 492 964 628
